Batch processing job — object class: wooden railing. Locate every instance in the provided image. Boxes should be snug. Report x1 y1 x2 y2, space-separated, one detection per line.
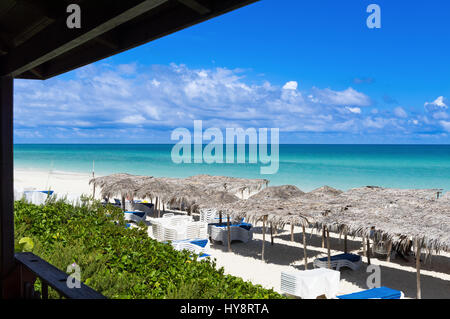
14 252 106 299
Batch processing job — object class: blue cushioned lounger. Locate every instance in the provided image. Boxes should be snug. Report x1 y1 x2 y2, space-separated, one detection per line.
337 287 403 299
124 211 146 218
314 253 362 271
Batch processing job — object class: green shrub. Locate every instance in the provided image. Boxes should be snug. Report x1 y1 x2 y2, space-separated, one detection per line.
14 198 284 299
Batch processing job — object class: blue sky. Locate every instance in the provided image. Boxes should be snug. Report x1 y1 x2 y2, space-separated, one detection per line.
14 0 450 144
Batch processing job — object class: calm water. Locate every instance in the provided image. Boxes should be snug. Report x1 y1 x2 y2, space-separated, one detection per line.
13 144 450 192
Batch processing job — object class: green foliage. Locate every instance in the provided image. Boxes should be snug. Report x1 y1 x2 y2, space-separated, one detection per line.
14 198 284 299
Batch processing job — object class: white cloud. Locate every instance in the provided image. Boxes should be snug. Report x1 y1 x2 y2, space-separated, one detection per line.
282 81 298 90
345 107 361 114
440 121 450 132
394 107 408 118
311 87 371 106
12 63 449 142
425 96 448 112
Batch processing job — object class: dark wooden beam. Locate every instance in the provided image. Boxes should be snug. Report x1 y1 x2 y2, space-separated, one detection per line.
0 0 169 77
178 0 211 15
94 36 119 50
0 76 14 298
28 67 44 80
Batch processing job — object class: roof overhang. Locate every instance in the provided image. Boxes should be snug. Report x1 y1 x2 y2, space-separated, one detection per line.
0 0 258 80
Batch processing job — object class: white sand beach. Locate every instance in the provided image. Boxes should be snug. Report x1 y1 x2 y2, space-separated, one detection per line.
14 168 450 299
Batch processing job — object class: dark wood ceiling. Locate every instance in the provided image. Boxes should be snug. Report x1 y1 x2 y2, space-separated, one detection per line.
0 0 257 80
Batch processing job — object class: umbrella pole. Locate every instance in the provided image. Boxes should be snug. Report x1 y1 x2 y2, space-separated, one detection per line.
290 223 294 242
302 224 308 270
366 236 371 265
415 238 421 299
157 197 160 218
326 227 331 269
262 216 267 261
121 195 126 211
227 215 231 252
386 240 392 262
344 229 348 254
362 237 366 256
322 226 325 248
219 211 222 224
270 222 274 246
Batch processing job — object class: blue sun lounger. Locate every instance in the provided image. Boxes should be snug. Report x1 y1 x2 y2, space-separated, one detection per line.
313 253 362 271
337 287 404 299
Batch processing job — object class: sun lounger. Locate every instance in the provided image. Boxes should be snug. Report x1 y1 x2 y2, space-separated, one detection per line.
337 287 404 299
313 253 362 271
23 190 54 205
281 268 340 299
124 210 146 223
149 215 207 242
209 222 253 245
171 238 210 256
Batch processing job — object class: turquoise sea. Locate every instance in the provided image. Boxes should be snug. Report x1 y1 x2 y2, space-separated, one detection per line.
13 144 450 192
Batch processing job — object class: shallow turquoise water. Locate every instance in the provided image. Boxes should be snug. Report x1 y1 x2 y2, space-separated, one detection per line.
13 144 450 192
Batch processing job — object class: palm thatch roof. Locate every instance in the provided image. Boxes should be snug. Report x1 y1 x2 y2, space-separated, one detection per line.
317 187 450 254
305 185 343 198
183 174 269 198
220 185 311 229
90 174 152 199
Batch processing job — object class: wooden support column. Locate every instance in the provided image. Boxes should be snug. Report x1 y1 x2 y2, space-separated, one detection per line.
227 215 231 252
0 76 15 298
261 216 267 261
270 222 274 245
343 228 348 254
121 195 126 211
302 225 308 270
326 228 331 269
290 223 294 242
322 226 325 248
386 240 392 262
415 238 421 299
366 236 371 265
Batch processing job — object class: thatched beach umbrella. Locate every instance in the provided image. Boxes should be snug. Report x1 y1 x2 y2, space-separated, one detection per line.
90 173 151 210
134 177 183 217
302 186 343 250
192 189 240 252
183 174 269 198
221 185 315 263
318 186 450 299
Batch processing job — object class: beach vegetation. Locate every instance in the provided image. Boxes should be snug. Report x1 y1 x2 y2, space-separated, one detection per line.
14 197 283 299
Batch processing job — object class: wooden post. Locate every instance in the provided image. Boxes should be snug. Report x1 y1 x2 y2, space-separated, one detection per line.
92 160 95 199
362 237 366 256
415 238 421 299
344 229 348 254
290 223 294 242
270 222 274 245
322 226 325 248
326 228 331 269
227 215 231 252
366 236 371 265
0 76 15 297
262 216 267 261
219 211 222 224
121 195 126 211
386 240 392 262
158 200 161 218
302 225 308 270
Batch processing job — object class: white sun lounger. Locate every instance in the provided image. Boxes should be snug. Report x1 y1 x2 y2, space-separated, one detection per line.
209 223 253 245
